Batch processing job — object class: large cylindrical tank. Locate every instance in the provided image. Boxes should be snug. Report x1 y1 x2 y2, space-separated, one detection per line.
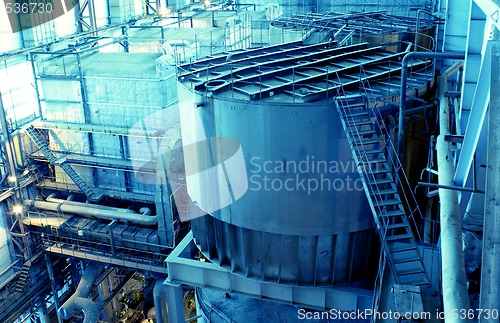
176 70 378 287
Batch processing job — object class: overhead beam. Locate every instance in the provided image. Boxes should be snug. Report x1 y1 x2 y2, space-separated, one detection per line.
473 0 500 31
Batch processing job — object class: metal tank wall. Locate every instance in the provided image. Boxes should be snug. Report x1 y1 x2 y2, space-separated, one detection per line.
177 84 378 286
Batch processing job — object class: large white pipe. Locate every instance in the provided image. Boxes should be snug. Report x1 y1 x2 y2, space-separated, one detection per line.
46 196 137 213
24 199 157 226
436 62 470 321
59 263 100 323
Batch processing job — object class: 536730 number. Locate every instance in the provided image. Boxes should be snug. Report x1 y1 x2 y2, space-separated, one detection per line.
5 2 53 14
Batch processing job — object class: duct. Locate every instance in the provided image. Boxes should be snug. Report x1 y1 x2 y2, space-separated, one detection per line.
24 199 157 226
397 51 465 159
58 263 100 323
436 61 470 321
153 278 167 323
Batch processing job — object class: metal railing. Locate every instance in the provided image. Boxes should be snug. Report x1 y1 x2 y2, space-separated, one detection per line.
357 65 426 245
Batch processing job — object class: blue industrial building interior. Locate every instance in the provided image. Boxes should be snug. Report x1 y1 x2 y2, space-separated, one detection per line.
0 0 498 322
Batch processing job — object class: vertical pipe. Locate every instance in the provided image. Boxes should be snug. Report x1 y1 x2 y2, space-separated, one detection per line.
436 62 470 322
398 51 465 161
153 278 167 323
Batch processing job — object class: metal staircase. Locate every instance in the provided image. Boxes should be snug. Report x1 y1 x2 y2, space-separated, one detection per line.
14 261 31 293
25 125 98 201
335 87 429 286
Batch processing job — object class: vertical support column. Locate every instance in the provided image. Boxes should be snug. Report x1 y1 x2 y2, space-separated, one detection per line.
87 0 98 35
98 273 113 322
44 252 63 323
479 32 500 323
0 92 28 258
37 304 50 323
164 282 185 323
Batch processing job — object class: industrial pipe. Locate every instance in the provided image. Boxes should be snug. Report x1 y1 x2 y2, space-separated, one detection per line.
46 196 136 213
153 278 167 323
24 199 157 226
436 61 470 322
397 51 465 160
58 263 101 323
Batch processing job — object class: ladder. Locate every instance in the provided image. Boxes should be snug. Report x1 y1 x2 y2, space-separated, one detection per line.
335 95 429 287
25 125 98 201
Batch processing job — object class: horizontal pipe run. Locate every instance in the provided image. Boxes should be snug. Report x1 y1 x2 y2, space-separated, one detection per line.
417 182 484 193
24 199 157 226
46 197 137 213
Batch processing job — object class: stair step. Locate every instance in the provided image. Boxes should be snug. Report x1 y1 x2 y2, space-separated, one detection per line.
340 102 366 109
365 166 391 175
352 138 380 146
370 187 397 196
357 129 376 136
386 233 413 241
345 111 369 118
386 222 408 230
360 157 387 165
381 209 406 217
361 148 384 155
368 176 394 185
374 199 401 208
396 267 426 276
393 256 421 264
389 244 416 253
346 120 372 127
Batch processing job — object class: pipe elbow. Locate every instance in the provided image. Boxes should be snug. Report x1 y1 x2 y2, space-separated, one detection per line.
58 263 100 322
76 297 100 323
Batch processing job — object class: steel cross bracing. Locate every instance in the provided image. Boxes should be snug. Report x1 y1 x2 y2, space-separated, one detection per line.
178 41 431 103
25 125 99 201
334 89 429 286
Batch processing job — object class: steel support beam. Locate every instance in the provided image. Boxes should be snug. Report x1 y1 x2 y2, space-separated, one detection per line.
164 281 184 323
473 0 500 31
479 35 500 323
454 42 491 187
166 232 373 313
